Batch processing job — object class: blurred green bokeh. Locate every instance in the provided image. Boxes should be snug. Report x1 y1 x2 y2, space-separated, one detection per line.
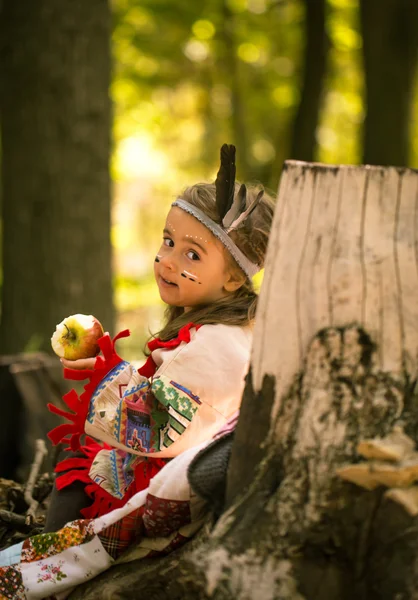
110 0 418 360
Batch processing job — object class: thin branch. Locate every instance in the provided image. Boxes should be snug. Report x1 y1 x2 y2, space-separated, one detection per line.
0 509 27 529
24 438 48 524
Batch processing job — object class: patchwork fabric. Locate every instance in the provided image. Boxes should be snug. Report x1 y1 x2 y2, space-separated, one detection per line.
119 451 142 491
0 543 23 568
142 494 191 538
98 505 145 559
48 323 249 525
21 520 95 563
0 429 233 599
89 448 131 500
0 523 111 600
29 323 250 598
0 565 24 599
19 535 112 598
87 360 133 425
151 375 200 448
111 376 200 454
115 388 169 454
80 372 201 506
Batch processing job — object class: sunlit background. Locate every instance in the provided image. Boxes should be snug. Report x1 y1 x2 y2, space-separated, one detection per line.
110 0 418 359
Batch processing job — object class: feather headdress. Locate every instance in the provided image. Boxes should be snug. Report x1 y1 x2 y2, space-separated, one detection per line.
215 143 264 232
171 144 263 279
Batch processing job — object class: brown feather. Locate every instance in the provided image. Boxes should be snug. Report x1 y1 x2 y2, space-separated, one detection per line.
215 144 236 220
222 183 247 229
225 188 264 232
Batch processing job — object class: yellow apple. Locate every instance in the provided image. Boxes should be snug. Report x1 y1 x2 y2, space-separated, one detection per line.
51 314 104 360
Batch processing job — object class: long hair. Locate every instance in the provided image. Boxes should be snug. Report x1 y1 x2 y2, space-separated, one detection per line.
154 182 274 342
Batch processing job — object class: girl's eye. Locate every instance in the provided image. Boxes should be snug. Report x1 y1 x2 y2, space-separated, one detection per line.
186 250 200 261
163 238 174 247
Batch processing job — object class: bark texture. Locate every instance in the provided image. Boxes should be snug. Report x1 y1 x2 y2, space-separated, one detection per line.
72 162 418 599
0 0 114 354
360 0 418 166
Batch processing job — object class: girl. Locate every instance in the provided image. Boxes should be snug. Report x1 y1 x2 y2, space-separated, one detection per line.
0 145 274 599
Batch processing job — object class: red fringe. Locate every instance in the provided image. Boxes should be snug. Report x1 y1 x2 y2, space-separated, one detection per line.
54 437 168 519
47 323 197 517
81 482 135 519
47 330 130 451
81 458 167 519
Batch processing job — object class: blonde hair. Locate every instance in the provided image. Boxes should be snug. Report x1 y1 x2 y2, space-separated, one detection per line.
155 182 274 342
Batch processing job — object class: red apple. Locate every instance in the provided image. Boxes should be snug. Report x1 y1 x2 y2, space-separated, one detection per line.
51 314 104 360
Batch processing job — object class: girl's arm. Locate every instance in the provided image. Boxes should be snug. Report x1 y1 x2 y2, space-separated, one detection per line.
82 324 251 459
49 325 250 459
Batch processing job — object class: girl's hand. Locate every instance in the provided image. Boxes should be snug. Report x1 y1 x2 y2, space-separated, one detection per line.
60 357 97 370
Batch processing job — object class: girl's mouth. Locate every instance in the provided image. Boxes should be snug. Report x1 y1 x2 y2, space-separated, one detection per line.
160 276 178 288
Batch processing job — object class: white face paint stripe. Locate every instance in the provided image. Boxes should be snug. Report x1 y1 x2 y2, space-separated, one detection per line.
183 270 198 280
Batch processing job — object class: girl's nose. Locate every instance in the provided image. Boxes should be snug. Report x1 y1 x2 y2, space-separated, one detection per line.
159 253 176 270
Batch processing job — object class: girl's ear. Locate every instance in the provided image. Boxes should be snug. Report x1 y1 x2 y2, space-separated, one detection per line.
224 269 246 293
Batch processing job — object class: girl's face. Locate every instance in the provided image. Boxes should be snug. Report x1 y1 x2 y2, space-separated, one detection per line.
154 207 240 310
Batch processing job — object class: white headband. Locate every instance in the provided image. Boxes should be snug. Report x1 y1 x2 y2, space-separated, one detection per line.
172 198 260 279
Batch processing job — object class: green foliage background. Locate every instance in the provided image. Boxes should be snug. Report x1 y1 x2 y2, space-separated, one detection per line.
110 0 418 360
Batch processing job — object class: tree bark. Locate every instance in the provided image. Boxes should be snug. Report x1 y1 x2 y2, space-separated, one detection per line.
0 0 114 354
360 0 418 166
72 162 418 599
289 0 328 162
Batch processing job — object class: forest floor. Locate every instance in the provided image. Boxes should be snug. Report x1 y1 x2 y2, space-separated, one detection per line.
0 473 53 549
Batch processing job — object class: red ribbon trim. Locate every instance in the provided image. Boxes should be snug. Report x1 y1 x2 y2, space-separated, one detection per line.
55 439 168 519
139 323 201 378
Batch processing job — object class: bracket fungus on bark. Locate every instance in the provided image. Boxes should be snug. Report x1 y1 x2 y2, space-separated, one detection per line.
357 426 415 462
336 428 418 516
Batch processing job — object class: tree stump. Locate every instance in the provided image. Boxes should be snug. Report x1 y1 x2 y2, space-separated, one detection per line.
71 161 418 599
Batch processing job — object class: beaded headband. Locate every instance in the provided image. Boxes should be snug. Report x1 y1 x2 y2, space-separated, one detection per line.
172 144 263 280
172 198 260 278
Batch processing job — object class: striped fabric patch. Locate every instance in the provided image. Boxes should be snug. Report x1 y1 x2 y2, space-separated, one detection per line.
151 376 200 448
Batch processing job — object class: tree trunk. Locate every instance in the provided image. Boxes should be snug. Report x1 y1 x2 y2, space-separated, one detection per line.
289 0 328 162
72 161 418 599
0 0 114 354
360 0 418 166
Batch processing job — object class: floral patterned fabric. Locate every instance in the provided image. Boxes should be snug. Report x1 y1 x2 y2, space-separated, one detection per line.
0 566 24 599
21 521 95 563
